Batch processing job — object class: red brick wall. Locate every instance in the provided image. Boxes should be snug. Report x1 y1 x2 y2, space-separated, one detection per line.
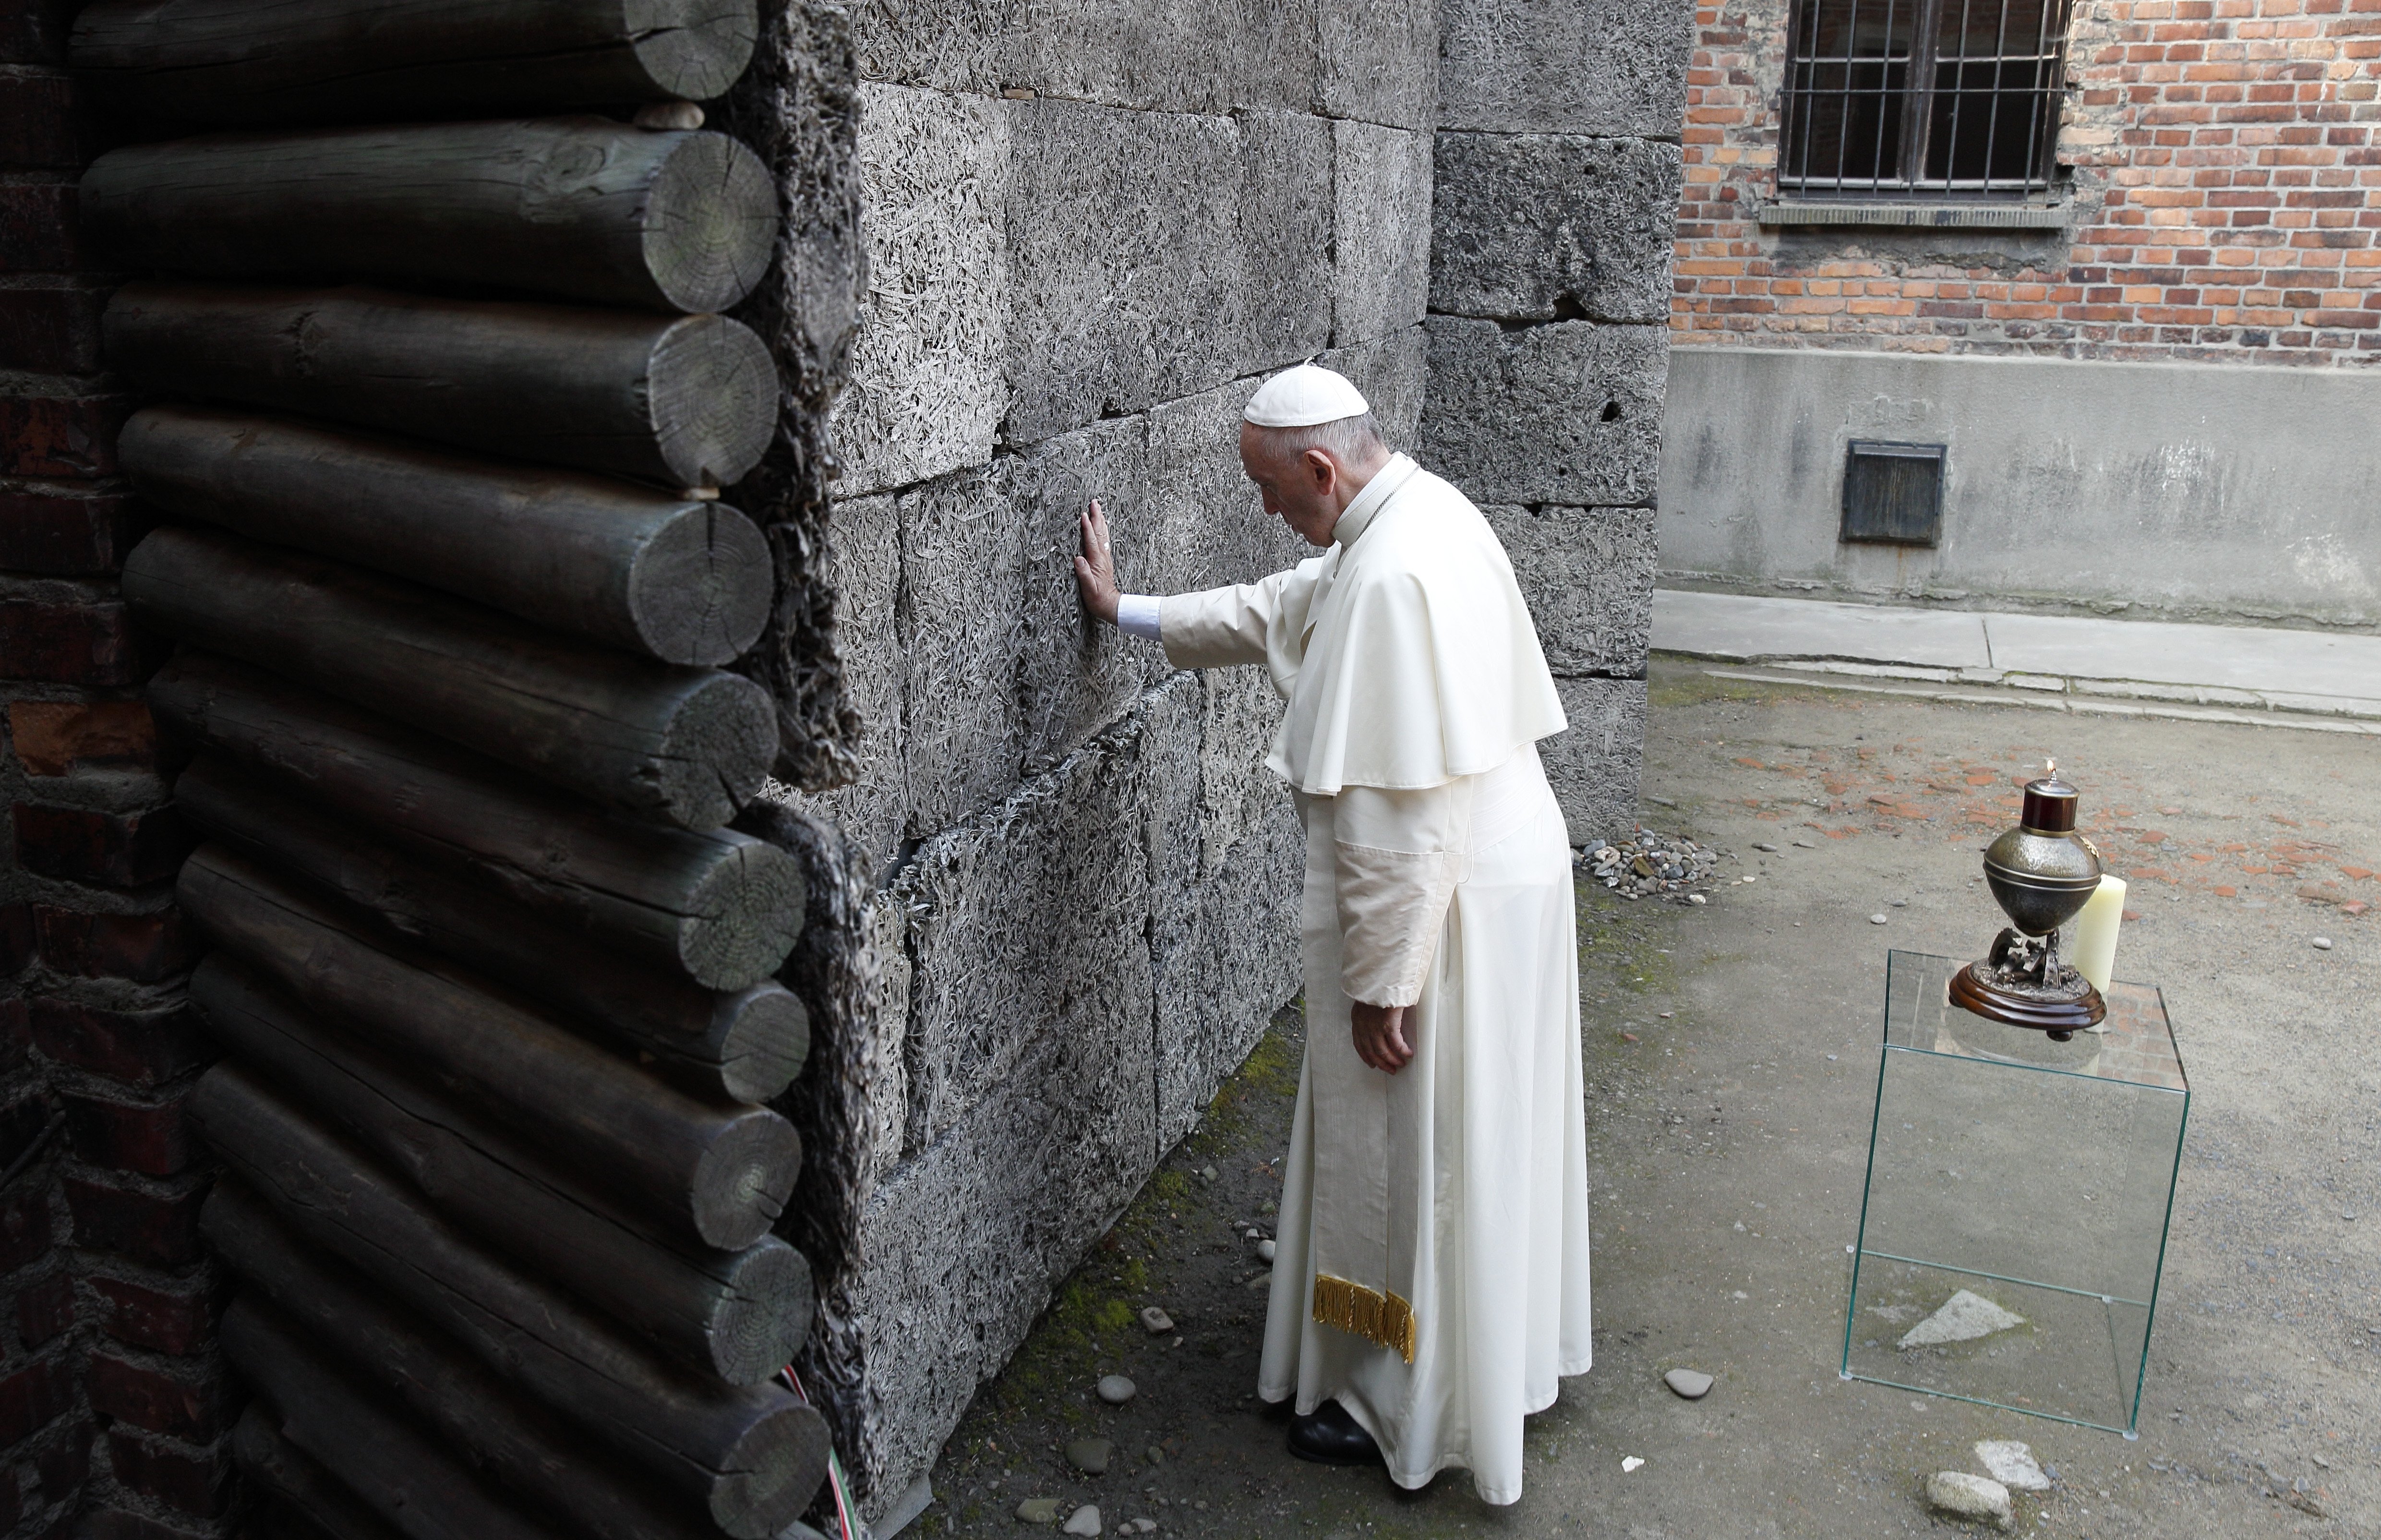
2 22 233 1539
1675 0 2381 365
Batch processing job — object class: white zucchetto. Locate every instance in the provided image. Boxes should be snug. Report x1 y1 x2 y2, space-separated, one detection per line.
1243 364 1370 428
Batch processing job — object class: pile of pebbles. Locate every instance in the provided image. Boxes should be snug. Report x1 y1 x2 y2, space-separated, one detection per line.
1583 833 1724 902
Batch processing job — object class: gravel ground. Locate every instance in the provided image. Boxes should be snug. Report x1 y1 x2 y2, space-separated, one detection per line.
908 656 2378 1540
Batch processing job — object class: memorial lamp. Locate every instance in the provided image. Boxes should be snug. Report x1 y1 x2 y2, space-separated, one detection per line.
1949 762 2107 1041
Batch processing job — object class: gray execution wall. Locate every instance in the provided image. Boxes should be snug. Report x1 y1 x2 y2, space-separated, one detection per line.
1660 348 2381 631
1420 0 1690 843
808 0 1683 1512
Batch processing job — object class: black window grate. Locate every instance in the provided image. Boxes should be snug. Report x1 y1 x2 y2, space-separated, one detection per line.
1840 440 1947 545
1780 0 2071 199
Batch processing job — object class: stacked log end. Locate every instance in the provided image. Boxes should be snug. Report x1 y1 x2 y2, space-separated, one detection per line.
119 406 775 665
82 121 778 314
72 2 840 1534
73 0 762 125
104 283 780 490
123 526 778 830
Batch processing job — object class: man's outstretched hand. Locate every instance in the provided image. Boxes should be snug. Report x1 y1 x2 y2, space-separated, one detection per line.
1074 500 1121 624
1350 1001 1413 1074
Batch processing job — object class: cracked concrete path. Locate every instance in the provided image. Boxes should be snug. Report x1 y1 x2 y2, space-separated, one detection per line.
907 656 2377 1540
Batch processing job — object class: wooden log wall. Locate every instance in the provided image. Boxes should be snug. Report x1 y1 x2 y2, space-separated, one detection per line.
67 0 842 1533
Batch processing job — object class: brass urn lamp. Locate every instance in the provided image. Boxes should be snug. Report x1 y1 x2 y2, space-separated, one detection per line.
1949 762 2107 1040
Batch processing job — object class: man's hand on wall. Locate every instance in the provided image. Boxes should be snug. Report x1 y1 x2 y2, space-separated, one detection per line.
1074 500 1121 624
1350 1001 1413 1075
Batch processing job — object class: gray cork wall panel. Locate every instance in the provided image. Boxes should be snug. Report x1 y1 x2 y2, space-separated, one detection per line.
1316 0 1440 130
849 943 1159 1492
852 0 1318 117
810 492 908 874
1541 675 1649 849
896 462 1030 837
1148 670 1303 1154
1014 415 1156 773
1002 100 1250 444
1237 112 1338 374
894 705 1158 1157
1483 504 1658 677
1143 376 1307 602
1438 0 1693 138
1430 133 1682 325
1419 317 1668 508
1320 326 1431 455
1331 120 1435 347
834 84 1010 498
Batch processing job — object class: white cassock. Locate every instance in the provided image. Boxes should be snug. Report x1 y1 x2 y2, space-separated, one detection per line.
1129 452 1593 1504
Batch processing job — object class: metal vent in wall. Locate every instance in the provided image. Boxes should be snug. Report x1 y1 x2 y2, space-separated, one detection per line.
1840 440 1947 546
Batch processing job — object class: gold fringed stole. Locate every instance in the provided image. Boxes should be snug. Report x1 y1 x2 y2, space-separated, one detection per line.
1311 1274 1417 1364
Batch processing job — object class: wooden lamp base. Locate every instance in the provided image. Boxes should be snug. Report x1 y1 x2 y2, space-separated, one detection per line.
1949 927 2107 1042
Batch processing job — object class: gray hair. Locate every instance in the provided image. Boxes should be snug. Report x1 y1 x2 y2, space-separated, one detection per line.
1254 411 1387 463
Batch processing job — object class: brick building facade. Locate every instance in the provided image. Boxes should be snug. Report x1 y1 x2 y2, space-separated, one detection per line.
1675 0 2381 366
1658 0 2381 632
2 10 231 1537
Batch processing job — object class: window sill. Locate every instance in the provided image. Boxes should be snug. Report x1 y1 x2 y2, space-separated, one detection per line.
1757 199 2070 231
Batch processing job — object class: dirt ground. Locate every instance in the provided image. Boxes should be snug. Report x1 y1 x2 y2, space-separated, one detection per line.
908 656 2379 1540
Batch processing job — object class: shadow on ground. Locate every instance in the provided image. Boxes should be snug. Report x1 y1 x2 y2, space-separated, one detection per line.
912 657 2378 1539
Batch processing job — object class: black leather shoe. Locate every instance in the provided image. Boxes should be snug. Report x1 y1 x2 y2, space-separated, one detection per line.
1287 1400 1381 1466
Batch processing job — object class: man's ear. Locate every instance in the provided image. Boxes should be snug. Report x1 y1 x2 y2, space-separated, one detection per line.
1303 447 1336 493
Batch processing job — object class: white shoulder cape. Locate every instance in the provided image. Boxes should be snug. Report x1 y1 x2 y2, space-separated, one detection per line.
1272 458 1565 793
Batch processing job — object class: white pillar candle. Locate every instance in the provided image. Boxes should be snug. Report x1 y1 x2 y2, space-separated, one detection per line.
2070 874 2127 993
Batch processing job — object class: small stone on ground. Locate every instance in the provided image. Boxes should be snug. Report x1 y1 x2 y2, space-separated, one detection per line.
1065 1437 1112 1474
1137 1307 1173 1335
1062 1504 1102 1537
2312 936 2333 949
1017 1497 1061 1524
1925 1471 2013 1529
1664 1368 1714 1399
1870 913 1889 924
1973 1439 2050 1491
1257 1238 1276 1262
1899 1289 2026 1348
1096 1374 1136 1405
1622 1456 1646 1472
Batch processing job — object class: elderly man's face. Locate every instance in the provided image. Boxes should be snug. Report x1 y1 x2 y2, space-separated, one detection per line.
1239 423 1344 548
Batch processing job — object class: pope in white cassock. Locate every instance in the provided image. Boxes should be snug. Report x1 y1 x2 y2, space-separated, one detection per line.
1072 363 1593 1504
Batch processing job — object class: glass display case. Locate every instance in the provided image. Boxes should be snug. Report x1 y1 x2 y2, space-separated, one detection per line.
1841 950 2189 1436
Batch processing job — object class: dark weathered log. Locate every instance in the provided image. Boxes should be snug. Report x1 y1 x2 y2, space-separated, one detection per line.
223 1296 561 1540
103 282 777 488
150 652 803 990
121 407 771 666
179 756 807 1101
82 121 776 314
212 1185 728 1540
122 527 774 830
234 1405 409 1540
180 842 798 1250
195 953 812 1381
72 0 758 126
192 1066 830 1538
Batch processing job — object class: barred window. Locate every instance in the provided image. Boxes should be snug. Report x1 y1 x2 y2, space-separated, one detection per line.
1780 0 2072 199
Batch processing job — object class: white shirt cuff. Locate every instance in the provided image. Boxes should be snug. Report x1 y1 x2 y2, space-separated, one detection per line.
1116 593 1163 641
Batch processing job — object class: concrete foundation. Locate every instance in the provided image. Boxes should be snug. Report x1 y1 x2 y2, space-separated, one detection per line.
1659 347 2381 632
818 0 1684 1512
